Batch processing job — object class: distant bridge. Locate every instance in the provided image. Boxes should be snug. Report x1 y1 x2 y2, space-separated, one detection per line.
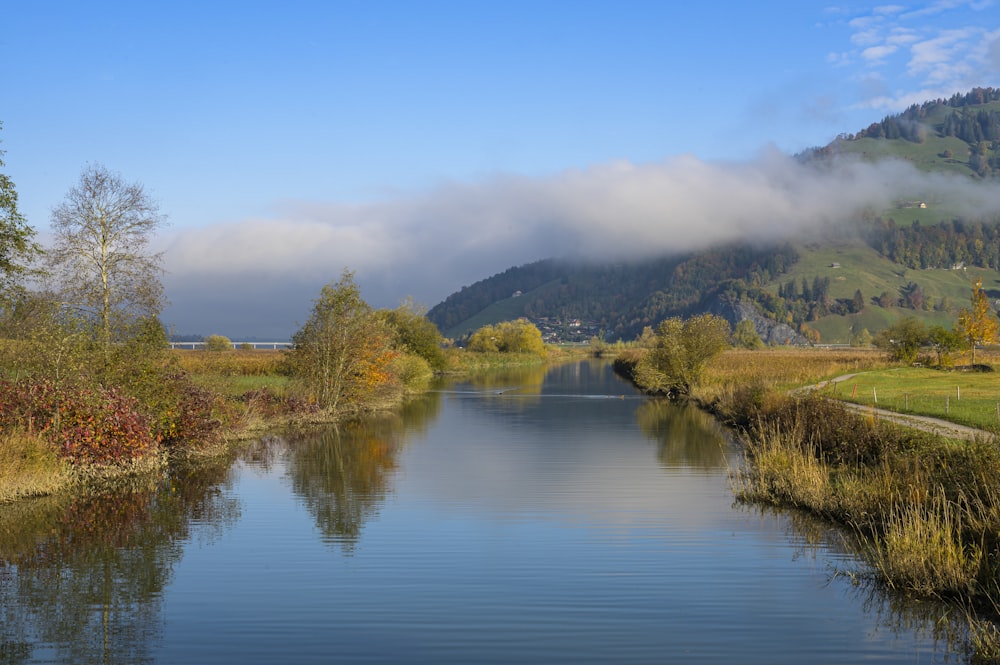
169 341 293 350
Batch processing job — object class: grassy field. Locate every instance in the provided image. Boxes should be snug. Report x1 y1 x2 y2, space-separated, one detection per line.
699 346 1000 432
825 364 1000 430
171 349 291 397
830 100 1000 177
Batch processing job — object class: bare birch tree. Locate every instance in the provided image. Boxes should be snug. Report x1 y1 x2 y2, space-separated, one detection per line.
48 164 166 349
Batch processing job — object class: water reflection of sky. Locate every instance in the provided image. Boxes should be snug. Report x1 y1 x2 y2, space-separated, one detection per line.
157 362 958 663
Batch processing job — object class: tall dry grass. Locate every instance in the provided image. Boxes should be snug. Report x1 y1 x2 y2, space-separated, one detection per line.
720 350 1000 658
0 429 70 503
860 489 982 598
171 349 288 377
697 347 883 405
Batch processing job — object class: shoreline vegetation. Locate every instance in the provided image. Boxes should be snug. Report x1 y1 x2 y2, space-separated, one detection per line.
0 340 580 505
0 267 563 505
618 344 1000 661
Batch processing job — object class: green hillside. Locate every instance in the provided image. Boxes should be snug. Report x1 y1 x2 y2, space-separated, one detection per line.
811 87 1000 178
769 240 1000 343
429 87 1000 344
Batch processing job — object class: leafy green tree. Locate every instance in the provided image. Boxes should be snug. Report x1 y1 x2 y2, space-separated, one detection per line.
928 325 964 366
379 298 447 370
634 314 730 399
0 123 41 302
47 164 166 353
204 334 233 352
588 335 610 357
636 326 657 348
873 316 927 363
957 277 998 364
732 319 764 349
850 327 873 347
0 291 91 383
851 289 865 313
288 270 398 413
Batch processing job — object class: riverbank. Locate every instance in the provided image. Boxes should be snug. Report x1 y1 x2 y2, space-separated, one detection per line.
672 348 1000 659
0 344 587 505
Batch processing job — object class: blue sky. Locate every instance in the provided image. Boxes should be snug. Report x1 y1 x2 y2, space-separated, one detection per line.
3 1 1000 337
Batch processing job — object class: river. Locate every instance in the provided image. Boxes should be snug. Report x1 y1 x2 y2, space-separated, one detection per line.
0 360 964 663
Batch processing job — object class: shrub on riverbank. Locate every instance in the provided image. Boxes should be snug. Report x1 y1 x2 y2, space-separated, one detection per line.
0 379 159 465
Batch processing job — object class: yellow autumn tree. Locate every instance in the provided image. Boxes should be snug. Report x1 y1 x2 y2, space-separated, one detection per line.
467 319 545 356
288 270 399 414
957 277 998 364
633 313 731 399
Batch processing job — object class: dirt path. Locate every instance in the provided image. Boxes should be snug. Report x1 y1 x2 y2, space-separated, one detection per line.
802 374 992 442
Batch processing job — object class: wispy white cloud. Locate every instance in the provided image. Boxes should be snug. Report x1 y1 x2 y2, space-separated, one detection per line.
838 0 1000 110
862 44 898 62
907 27 979 78
874 4 906 15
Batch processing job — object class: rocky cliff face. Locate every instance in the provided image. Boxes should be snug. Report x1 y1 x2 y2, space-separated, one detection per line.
709 298 809 346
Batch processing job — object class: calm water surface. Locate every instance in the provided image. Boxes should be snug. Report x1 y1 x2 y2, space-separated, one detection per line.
0 361 963 663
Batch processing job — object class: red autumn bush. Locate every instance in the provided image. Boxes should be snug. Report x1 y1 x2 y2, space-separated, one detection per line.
143 372 224 448
0 379 158 465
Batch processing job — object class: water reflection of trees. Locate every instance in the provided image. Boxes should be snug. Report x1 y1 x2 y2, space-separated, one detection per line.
0 461 238 665
452 364 549 409
461 365 548 393
285 416 406 554
635 401 730 470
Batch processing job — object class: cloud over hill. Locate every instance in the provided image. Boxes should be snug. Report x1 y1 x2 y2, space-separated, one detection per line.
160 151 1000 339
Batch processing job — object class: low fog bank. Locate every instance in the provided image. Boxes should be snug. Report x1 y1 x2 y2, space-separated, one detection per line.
160 150 1000 339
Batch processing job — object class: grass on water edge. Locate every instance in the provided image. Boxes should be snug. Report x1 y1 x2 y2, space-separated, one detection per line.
0 429 70 503
703 347 1000 661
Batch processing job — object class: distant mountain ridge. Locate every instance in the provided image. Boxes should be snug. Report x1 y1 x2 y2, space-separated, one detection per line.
428 87 1000 344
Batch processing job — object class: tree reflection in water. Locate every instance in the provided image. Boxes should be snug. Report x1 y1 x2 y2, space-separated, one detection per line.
0 461 238 665
285 418 402 553
635 400 731 470
282 391 441 554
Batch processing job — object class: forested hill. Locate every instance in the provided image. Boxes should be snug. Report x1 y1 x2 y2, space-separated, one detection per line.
429 87 1000 344
805 86 1000 177
427 245 798 341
